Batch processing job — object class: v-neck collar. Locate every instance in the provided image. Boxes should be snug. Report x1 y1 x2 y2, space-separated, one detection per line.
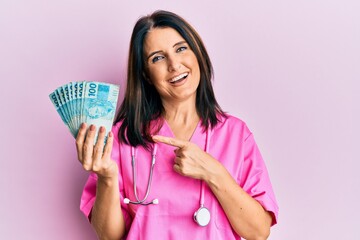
161 119 206 152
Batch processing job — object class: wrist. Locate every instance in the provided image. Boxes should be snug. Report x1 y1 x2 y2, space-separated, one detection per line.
97 174 118 187
204 163 227 190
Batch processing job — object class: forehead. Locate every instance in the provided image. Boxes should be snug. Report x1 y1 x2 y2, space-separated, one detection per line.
144 27 186 53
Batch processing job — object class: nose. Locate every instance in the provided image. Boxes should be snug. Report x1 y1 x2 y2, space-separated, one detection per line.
168 55 181 72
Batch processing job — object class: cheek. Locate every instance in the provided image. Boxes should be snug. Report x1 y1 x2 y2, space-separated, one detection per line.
187 55 200 74
148 65 165 83
190 60 200 80
149 72 161 86
148 72 167 93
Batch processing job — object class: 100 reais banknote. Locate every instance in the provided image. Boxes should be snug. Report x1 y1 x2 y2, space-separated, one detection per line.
49 81 120 140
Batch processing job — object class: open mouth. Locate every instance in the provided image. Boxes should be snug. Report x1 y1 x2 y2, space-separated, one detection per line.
169 73 189 84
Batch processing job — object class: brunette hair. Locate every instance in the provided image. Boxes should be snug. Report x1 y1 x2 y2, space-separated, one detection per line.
115 10 225 148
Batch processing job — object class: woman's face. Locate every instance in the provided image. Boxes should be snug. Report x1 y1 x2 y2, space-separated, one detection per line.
144 27 200 103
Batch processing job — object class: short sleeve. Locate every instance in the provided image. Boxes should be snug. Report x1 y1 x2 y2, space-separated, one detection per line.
79 123 132 231
240 132 279 226
79 172 97 219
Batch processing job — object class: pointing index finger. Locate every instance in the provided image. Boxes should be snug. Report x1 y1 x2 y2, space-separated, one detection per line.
152 135 187 148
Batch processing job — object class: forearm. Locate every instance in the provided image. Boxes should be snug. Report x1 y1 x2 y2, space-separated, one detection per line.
205 165 272 240
91 176 125 240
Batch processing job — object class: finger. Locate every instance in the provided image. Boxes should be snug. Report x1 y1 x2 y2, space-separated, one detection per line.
173 163 181 174
83 125 96 170
103 131 114 160
173 163 187 177
174 148 184 157
174 156 182 166
75 123 87 162
152 135 187 148
92 126 106 171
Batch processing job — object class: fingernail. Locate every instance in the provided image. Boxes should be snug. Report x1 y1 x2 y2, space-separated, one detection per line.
90 125 95 131
109 132 113 137
99 126 105 133
81 123 86 129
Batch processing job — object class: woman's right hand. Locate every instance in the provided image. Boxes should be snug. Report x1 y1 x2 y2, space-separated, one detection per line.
75 123 118 179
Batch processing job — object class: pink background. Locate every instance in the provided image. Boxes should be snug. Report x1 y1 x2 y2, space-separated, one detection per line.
1 1 359 239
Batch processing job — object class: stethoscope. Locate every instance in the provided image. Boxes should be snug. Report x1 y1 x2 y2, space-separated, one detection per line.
124 129 212 227
123 145 159 205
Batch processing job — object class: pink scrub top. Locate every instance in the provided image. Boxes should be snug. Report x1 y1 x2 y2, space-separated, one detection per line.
80 115 279 239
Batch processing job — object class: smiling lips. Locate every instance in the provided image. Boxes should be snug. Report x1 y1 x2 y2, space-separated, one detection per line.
169 72 189 84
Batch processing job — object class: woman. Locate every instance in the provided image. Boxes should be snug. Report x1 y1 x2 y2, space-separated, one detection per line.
77 10 278 239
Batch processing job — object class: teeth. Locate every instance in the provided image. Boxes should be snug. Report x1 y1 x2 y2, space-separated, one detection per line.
170 73 188 83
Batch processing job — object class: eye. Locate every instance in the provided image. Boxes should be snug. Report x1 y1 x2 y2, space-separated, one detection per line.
176 46 187 52
151 55 164 63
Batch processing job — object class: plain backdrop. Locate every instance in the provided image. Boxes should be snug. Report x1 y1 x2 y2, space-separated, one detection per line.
1 0 359 239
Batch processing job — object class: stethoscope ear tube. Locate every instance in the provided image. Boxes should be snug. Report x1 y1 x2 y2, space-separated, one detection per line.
124 197 159 205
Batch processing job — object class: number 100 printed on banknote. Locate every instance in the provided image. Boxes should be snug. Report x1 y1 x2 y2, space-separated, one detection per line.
49 81 120 142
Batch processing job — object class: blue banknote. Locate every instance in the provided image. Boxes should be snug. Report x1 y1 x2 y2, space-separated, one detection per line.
78 81 86 126
82 81 119 142
49 92 68 128
49 81 120 140
56 87 72 130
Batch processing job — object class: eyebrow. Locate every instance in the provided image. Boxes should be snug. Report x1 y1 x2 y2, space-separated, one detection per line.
146 41 187 60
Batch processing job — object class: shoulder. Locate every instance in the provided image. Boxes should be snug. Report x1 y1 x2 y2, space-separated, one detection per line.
213 114 252 137
112 118 161 133
112 119 161 144
112 120 127 143
219 114 246 125
112 120 123 133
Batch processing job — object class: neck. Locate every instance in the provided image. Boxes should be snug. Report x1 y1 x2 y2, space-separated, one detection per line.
162 100 199 125
162 101 200 141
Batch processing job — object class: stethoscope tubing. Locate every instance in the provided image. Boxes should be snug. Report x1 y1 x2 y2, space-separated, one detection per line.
124 145 158 205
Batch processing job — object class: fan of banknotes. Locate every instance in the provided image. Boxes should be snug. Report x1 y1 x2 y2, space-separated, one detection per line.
49 81 120 139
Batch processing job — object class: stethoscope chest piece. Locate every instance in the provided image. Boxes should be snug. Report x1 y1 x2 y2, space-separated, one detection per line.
194 206 211 227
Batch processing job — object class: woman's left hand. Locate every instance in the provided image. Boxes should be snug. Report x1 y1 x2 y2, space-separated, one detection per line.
153 135 273 239
152 135 222 181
